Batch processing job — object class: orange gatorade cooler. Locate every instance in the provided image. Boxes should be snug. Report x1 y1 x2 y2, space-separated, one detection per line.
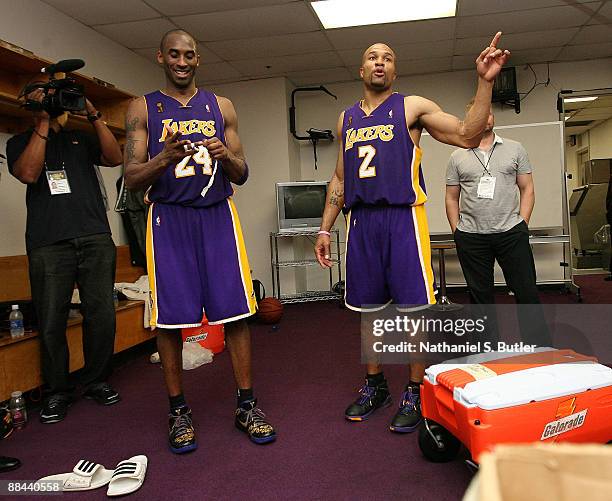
182 314 225 354
418 349 612 463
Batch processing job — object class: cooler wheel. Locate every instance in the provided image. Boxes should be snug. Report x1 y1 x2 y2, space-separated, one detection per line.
418 419 461 463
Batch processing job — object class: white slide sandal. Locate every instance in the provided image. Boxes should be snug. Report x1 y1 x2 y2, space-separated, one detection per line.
37 460 114 491
106 455 148 497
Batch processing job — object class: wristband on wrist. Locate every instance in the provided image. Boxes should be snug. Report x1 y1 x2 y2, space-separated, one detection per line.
87 111 102 123
318 230 331 236
33 129 48 141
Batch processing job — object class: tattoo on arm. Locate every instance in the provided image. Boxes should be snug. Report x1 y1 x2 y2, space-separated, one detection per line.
125 138 136 163
126 116 139 133
329 186 344 207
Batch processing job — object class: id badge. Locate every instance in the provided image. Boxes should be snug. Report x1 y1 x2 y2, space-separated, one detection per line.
477 175 496 199
46 170 72 195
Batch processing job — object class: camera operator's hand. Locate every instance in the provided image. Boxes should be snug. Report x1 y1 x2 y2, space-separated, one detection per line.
26 88 50 123
159 124 199 166
71 98 97 117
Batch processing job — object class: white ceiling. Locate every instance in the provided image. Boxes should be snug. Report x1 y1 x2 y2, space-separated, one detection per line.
42 0 612 86
564 92 612 135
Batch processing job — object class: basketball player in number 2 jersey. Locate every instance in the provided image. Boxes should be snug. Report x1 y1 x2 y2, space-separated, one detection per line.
315 35 510 431
124 30 276 453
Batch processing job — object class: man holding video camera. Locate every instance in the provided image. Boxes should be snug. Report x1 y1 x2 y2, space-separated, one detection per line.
7 68 123 424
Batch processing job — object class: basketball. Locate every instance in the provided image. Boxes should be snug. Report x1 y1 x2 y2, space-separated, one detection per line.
257 297 283 324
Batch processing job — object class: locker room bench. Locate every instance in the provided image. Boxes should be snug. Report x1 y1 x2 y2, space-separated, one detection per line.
0 245 154 401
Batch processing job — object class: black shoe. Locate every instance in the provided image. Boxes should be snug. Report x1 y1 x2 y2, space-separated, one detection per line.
83 383 121 406
0 456 21 473
40 394 70 424
168 407 197 454
235 399 276 444
345 379 392 421
389 386 422 433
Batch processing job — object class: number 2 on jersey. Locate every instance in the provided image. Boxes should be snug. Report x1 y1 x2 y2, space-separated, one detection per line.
358 145 377 178
174 145 213 178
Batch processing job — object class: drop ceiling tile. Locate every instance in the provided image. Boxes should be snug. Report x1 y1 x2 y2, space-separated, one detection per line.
206 32 333 61
458 0 597 16
145 0 295 16
556 41 612 60
94 18 176 48
571 24 612 44
588 1 612 24
326 18 456 50
452 55 478 70
337 39 454 66
195 62 243 82
171 3 320 41
287 67 354 86
231 51 343 78
397 57 453 75
132 44 222 64
43 0 160 25
456 3 598 37
454 28 579 55
507 47 562 64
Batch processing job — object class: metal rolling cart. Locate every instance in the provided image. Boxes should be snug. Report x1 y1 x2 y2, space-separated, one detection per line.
270 229 342 304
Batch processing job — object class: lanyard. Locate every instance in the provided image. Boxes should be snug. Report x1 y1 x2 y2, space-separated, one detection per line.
471 142 497 177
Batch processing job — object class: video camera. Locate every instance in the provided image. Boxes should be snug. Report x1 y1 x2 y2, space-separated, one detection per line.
21 59 86 117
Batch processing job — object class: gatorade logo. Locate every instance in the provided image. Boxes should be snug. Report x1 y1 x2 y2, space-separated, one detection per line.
184 332 208 343
540 409 587 440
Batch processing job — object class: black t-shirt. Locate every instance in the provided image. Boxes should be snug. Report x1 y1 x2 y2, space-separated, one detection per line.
7 128 111 252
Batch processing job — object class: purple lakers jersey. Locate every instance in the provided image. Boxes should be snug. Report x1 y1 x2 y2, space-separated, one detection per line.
145 89 232 207
342 92 426 209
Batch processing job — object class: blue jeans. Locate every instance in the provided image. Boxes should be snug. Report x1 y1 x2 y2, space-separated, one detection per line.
28 233 116 394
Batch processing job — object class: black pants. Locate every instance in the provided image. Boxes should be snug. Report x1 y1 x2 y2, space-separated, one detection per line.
28 234 116 394
454 221 551 346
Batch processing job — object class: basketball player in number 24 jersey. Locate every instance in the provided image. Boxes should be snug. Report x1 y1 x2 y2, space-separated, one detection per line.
124 29 276 453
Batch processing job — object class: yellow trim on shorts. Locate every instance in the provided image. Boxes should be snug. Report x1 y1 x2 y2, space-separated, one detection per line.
411 147 428 206
227 198 257 315
146 203 158 328
412 204 436 304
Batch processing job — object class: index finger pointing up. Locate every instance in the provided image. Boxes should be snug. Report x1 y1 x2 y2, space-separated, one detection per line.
489 31 502 49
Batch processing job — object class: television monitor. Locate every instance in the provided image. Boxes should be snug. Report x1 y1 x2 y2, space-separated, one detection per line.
276 181 328 232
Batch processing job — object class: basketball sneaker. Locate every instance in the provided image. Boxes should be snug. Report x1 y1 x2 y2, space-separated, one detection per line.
235 399 276 444
168 406 197 454
389 385 422 433
345 379 392 421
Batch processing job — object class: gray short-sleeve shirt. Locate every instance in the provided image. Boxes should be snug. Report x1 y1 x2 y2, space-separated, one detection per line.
446 134 532 233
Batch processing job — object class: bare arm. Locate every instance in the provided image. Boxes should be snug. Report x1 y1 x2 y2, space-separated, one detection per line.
11 120 49 184
408 32 510 149
517 173 535 224
315 112 345 268
445 185 461 233
209 96 247 184
11 87 50 184
408 90 492 149
123 97 196 190
84 99 122 166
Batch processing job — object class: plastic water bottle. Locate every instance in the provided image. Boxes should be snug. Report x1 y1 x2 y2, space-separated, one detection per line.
113 287 119 308
9 391 27 429
9 305 24 339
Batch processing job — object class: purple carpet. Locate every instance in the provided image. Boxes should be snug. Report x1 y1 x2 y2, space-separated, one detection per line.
1 275 610 500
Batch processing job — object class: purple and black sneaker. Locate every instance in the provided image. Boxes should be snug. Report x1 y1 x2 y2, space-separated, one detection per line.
389 386 422 433
345 380 392 421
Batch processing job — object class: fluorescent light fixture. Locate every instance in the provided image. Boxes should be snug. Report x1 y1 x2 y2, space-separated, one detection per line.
564 96 598 103
310 0 457 29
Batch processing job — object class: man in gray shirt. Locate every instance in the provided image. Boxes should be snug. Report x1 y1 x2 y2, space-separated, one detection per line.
445 103 549 345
